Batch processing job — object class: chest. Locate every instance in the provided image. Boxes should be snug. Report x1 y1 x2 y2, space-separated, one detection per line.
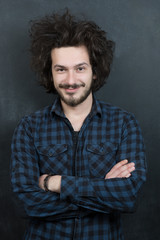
33 117 122 178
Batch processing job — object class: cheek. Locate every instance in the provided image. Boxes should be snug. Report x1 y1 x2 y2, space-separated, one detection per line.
52 74 62 87
80 72 92 81
85 73 93 85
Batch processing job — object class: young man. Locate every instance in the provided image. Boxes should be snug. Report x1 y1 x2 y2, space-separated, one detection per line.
11 10 146 240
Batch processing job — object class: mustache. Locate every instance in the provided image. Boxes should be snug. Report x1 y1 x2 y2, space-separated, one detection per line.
59 83 85 89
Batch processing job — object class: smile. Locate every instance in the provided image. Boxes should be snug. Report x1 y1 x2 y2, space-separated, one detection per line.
64 87 80 93
59 83 85 89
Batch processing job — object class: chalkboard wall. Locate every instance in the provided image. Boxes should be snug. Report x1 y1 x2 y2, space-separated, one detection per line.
0 0 159 239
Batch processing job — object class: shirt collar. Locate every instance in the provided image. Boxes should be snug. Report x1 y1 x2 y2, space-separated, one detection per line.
50 97 65 118
50 94 102 118
90 95 102 118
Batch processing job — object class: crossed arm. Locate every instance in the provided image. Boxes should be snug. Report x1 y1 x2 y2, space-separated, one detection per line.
39 159 135 193
11 114 146 217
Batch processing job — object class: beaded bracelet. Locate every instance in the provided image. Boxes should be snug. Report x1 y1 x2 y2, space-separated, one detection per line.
43 174 54 192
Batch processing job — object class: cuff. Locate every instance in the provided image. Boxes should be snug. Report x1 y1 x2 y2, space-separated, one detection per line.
60 175 93 201
60 175 77 201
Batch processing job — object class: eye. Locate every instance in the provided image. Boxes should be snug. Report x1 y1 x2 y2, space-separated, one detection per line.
77 67 85 72
56 68 66 73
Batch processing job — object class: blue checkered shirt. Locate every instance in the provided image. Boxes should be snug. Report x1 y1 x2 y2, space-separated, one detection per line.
11 96 146 239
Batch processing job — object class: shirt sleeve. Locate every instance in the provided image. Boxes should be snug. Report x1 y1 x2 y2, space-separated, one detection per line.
60 114 147 213
10 117 78 219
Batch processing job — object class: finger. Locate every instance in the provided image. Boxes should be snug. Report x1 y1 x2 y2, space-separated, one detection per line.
125 173 131 178
116 163 135 175
106 159 128 177
111 163 135 178
117 166 135 178
105 162 135 179
110 159 128 171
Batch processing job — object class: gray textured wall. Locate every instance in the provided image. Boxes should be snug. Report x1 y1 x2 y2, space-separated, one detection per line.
0 0 159 239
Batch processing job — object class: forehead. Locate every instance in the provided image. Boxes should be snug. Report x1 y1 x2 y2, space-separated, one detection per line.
51 45 90 66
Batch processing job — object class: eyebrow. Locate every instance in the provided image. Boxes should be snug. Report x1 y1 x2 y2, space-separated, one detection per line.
53 62 89 69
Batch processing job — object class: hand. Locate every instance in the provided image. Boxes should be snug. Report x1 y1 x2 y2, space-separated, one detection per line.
105 159 135 179
39 174 62 193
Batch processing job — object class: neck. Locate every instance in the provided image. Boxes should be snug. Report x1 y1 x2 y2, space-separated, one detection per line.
60 93 93 131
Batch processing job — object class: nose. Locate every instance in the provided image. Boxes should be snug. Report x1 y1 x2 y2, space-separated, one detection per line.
67 70 76 85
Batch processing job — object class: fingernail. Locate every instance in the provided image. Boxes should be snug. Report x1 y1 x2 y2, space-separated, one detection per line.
126 173 131 178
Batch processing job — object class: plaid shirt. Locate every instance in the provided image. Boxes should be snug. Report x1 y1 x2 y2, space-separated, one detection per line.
11 96 146 240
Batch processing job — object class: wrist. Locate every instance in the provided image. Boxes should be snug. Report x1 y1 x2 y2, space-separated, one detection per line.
43 174 62 193
43 174 54 192
49 175 62 193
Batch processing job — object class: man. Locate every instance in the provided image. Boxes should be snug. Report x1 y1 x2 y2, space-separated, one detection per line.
11 10 146 240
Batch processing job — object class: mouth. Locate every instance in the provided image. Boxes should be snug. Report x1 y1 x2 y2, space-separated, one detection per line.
59 83 85 93
64 87 80 94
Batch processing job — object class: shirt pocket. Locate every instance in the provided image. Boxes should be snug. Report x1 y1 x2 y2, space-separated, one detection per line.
36 144 69 175
87 142 117 178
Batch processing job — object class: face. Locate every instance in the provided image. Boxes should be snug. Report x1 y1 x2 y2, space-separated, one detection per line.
51 45 95 107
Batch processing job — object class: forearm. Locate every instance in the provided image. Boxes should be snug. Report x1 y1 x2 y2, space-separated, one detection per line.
11 118 78 219
60 169 146 213
11 165 78 219
40 160 145 213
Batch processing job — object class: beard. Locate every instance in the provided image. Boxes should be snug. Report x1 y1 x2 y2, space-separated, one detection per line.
55 82 92 107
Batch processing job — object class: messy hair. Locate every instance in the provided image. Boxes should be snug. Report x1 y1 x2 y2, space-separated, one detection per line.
29 9 115 93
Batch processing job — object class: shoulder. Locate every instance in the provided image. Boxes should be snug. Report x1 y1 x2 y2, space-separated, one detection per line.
97 100 142 135
28 105 52 119
98 100 134 118
96 99 140 128
16 105 53 129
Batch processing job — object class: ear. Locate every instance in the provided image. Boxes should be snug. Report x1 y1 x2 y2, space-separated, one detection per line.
93 74 97 79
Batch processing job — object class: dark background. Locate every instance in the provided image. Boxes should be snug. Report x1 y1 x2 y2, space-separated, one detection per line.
0 0 159 239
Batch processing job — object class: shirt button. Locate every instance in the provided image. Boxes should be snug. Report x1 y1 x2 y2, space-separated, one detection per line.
49 151 53 157
100 147 104 153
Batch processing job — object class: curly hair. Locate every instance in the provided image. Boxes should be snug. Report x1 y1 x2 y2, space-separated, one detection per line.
29 9 115 93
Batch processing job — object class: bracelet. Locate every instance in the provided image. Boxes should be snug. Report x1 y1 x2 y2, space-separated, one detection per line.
43 174 54 192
